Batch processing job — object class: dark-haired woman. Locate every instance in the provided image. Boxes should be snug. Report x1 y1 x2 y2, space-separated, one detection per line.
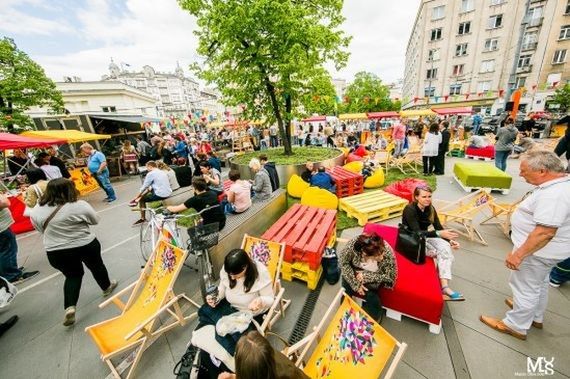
339 232 397 321
402 185 464 301
23 168 48 209
30 178 117 326
197 249 273 356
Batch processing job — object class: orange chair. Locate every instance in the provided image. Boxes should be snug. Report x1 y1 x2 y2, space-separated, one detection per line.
85 240 199 379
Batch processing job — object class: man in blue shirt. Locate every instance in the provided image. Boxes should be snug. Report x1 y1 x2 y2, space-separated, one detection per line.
80 143 117 203
310 166 336 193
129 161 172 225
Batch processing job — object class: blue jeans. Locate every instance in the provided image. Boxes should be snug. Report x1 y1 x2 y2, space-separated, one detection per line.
550 257 570 285
495 150 510 171
0 228 22 281
93 169 116 199
472 123 481 136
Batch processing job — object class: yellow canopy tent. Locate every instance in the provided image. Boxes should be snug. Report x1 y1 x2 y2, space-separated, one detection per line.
339 113 368 120
23 130 111 143
399 109 436 118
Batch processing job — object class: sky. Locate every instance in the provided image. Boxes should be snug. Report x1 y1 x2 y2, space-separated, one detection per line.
0 0 421 85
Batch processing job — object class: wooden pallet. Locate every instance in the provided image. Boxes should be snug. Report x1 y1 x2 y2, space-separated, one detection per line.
453 174 510 195
327 166 364 198
338 190 408 226
262 204 337 270
465 155 493 161
281 261 323 290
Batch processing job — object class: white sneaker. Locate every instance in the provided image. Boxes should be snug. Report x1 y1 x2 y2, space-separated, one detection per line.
63 306 76 326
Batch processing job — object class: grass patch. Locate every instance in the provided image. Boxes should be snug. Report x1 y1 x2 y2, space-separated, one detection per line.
231 147 341 165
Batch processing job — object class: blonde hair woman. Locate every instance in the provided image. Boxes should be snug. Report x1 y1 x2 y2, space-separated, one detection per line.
156 161 180 191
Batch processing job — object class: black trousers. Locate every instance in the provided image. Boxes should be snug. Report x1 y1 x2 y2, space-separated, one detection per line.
47 238 111 309
341 278 382 321
433 151 446 174
422 156 436 174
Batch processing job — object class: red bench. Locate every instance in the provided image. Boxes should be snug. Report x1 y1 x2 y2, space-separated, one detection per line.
262 203 336 270
465 145 495 160
327 166 364 198
363 223 443 334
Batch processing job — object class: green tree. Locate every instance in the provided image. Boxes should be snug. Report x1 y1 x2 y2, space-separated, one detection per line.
179 0 350 155
340 71 393 113
0 37 63 132
552 83 570 112
300 70 338 117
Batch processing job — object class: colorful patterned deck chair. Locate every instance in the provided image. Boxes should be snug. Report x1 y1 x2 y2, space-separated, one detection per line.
241 234 290 332
435 189 493 245
284 289 407 379
85 240 199 379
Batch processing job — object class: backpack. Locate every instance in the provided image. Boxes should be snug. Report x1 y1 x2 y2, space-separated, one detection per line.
264 163 280 192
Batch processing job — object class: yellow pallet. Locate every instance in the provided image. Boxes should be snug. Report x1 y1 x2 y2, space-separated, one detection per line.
339 190 408 226
327 232 337 248
281 261 323 290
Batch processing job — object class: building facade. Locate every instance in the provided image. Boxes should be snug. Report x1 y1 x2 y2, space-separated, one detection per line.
403 0 570 113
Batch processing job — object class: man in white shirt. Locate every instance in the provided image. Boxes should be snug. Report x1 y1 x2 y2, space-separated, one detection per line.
129 161 172 226
480 151 570 340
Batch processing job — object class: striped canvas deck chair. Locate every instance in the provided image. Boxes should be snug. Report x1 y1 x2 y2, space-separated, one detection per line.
241 234 290 333
435 189 493 245
284 289 407 379
85 240 199 379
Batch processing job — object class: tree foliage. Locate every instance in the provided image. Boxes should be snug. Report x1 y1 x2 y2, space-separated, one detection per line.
300 70 337 117
0 37 63 132
553 83 570 113
340 71 397 113
178 0 351 154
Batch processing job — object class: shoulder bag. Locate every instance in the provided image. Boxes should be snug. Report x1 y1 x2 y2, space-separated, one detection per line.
42 205 64 230
395 223 426 264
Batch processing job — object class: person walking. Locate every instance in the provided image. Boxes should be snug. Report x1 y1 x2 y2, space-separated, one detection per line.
480 151 570 340
434 121 451 175
30 178 117 326
80 143 117 202
472 113 483 136
421 123 442 175
269 125 279 147
391 119 407 157
494 117 518 172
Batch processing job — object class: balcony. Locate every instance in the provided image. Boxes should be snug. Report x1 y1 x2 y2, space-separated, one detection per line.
516 64 533 73
521 42 538 51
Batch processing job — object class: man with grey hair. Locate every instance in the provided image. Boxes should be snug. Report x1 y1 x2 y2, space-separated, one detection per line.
80 143 116 203
480 150 570 340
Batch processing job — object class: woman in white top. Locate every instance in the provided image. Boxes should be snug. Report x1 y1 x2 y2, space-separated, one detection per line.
421 123 443 175
198 249 273 355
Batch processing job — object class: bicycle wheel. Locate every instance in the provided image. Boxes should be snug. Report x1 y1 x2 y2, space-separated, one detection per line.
198 248 217 302
139 222 157 262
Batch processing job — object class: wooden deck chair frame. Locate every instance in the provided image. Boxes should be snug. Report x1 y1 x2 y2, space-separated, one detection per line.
241 234 291 333
372 149 392 176
283 289 407 379
393 150 421 175
85 241 200 379
480 198 521 236
435 189 493 245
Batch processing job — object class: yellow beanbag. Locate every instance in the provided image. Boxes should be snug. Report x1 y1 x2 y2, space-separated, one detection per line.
364 169 385 188
301 187 338 210
287 174 310 198
343 161 364 174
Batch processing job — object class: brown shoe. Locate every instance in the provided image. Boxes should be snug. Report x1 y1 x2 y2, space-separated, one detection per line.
479 315 527 340
504 298 543 329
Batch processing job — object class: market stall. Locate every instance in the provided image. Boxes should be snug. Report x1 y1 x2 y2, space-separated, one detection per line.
432 107 473 116
338 113 368 120
399 109 436 118
367 111 400 119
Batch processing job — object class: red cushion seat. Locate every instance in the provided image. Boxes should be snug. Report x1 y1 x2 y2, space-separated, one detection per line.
363 223 443 326
383 178 427 203
465 145 495 158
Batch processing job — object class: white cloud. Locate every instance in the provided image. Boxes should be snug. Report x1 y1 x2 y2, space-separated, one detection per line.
0 1 74 36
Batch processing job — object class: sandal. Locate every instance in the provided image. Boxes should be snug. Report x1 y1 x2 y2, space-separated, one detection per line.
442 286 465 301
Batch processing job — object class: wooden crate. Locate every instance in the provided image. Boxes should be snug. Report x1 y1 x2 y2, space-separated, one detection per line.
281 261 323 290
327 166 364 198
262 204 336 270
339 190 408 226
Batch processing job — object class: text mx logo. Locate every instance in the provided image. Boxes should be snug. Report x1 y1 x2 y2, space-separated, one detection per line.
516 357 555 376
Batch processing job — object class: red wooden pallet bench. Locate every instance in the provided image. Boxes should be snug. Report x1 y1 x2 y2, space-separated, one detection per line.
262 204 337 271
327 166 364 198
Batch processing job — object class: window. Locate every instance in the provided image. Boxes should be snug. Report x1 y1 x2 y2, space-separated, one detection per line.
424 87 436 97
452 64 464 76
432 5 445 20
458 21 471 35
455 43 468 56
514 77 527 89
430 28 442 41
490 0 505 5
461 0 474 12
426 68 438 79
553 49 567 64
449 84 462 95
517 54 532 68
560 25 570 40
488 14 503 28
477 81 492 93
527 6 543 20
428 48 440 61
566 0 570 14
484 38 499 51
480 59 495 72
101 106 117 112
522 31 538 49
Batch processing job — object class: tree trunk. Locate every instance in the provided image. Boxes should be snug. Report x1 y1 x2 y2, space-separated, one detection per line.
282 93 293 154
263 75 293 155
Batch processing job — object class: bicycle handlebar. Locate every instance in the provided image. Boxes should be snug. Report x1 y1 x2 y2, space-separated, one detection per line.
131 204 220 219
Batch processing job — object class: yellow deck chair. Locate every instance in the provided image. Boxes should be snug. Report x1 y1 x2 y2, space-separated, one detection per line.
85 240 199 379
435 189 493 245
480 198 522 237
241 234 291 332
284 289 407 379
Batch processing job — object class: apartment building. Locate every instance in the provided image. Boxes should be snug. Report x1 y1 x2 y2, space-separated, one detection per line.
403 0 568 113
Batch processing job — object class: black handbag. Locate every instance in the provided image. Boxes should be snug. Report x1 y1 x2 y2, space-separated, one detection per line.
395 223 426 264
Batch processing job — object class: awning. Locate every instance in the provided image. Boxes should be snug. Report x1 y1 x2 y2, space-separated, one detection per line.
339 113 368 120
89 114 161 123
301 115 327 123
399 109 436 118
22 130 111 143
432 107 473 115
367 111 400 119
0 132 67 150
